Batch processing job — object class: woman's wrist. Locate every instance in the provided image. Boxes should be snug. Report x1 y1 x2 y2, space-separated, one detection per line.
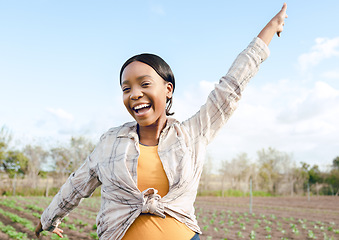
257 21 276 46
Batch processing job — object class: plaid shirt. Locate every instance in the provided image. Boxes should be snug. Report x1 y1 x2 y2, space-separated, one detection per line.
41 37 269 240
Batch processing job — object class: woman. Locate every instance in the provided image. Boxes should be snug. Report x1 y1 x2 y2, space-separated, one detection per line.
36 3 288 239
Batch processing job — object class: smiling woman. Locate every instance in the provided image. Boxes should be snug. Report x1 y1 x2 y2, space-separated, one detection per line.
121 60 174 146
35 3 288 240
120 53 176 115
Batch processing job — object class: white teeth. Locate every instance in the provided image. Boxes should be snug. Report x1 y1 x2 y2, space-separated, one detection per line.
133 104 150 110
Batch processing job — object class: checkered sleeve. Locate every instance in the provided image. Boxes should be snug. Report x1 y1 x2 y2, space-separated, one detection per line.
40 145 102 231
183 37 270 145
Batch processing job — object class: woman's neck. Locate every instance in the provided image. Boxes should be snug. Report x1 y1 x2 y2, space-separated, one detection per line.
138 118 167 146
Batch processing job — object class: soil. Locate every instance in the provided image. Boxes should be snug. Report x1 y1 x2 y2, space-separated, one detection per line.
0 196 338 239
195 196 339 240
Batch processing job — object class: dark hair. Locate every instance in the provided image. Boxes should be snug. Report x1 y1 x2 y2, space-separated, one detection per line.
120 53 175 116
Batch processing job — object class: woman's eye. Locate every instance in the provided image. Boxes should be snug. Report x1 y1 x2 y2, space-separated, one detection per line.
122 87 130 92
142 82 150 87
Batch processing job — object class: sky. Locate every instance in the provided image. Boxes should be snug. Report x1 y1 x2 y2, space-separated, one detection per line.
1 0 339 171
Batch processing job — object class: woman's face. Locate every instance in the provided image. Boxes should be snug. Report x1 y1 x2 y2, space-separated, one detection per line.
121 61 173 127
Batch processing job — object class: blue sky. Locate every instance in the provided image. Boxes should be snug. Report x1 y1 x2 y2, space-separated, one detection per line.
1 1 339 171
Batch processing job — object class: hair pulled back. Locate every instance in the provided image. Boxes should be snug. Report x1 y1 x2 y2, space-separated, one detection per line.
120 53 175 116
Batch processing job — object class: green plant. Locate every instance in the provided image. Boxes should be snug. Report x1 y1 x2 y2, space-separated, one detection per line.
239 222 246 230
0 220 29 240
51 233 69 240
26 204 44 212
308 230 316 239
249 230 256 240
90 232 99 239
237 231 244 238
67 223 76 230
32 212 41 218
74 219 88 227
0 208 35 231
292 227 299 235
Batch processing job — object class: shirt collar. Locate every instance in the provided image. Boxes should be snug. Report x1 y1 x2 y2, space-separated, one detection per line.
116 117 179 139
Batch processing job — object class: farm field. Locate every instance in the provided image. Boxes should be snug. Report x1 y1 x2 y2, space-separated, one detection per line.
0 196 338 239
195 196 339 239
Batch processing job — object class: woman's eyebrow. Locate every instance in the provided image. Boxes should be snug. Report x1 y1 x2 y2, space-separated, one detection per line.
136 75 153 81
121 79 130 85
122 75 153 86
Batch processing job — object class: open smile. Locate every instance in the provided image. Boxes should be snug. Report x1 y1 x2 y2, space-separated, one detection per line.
132 103 152 116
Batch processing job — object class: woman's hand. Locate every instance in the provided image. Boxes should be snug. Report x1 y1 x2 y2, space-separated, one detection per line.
35 221 43 238
35 220 64 238
52 227 64 238
257 3 288 45
273 3 288 37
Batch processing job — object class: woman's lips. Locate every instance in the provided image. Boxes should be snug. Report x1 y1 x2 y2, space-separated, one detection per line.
133 104 151 117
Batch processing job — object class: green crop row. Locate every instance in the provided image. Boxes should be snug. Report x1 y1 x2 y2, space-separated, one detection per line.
1 197 99 239
0 208 35 231
0 220 29 240
196 207 339 239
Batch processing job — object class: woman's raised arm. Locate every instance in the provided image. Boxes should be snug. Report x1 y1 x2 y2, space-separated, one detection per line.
257 3 288 46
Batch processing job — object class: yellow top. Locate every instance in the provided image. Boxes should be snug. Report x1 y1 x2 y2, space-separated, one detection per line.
122 144 195 240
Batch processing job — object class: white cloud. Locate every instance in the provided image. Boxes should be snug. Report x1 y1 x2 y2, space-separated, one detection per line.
199 80 215 92
176 78 339 170
277 81 339 123
173 80 215 121
298 37 339 72
46 108 74 123
322 70 339 79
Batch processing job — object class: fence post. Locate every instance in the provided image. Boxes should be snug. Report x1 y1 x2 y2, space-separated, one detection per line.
45 177 49 197
249 176 252 214
307 182 310 201
12 173 17 196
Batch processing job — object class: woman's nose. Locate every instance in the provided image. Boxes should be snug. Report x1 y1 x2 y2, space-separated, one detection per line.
130 87 143 100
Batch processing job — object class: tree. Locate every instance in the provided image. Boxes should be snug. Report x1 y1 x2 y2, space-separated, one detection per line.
257 147 293 194
68 136 95 171
50 146 72 176
0 126 12 173
200 154 213 192
289 164 308 195
299 162 326 195
2 150 29 178
219 153 254 193
332 156 339 170
23 145 48 188
326 157 339 196
50 136 95 178
0 126 29 178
